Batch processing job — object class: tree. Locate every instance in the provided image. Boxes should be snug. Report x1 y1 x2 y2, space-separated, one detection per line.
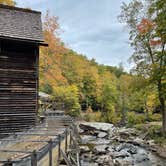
52 85 81 117
81 73 97 110
119 0 166 134
0 0 15 5
130 76 158 119
40 12 68 88
118 75 133 125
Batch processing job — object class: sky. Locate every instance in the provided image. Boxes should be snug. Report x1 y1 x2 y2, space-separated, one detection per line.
15 0 133 70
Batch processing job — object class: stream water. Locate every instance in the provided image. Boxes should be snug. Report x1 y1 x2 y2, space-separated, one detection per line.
78 122 166 166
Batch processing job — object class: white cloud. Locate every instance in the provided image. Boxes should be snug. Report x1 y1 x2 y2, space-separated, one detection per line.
15 0 133 69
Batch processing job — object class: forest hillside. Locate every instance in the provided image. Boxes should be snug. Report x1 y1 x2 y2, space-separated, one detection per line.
39 13 162 129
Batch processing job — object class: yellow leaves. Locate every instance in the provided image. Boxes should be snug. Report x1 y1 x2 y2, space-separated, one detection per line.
40 13 68 88
52 85 81 115
0 0 15 5
53 85 79 96
119 75 133 92
147 93 159 110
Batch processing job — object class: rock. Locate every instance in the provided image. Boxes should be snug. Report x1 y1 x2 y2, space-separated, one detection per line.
147 139 155 146
133 137 145 145
108 128 118 138
79 122 166 166
81 161 98 166
127 145 137 154
96 155 114 166
89 163 98 166
80 145 90 153
115 143 134 151
98 132 107 138
134 153 149 163
114 158 133 166
94 145 108 154
119 127 137 135
115 143 137 155
80 122 115 132
113 159 122 166
127 147 137 154
106 146 115 153
112 150 130 158
90 138 110 145
79 128 84 134
81 135 96 144
156 145 166 158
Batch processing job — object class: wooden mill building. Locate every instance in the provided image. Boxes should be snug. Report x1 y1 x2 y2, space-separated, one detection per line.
0 5 45 136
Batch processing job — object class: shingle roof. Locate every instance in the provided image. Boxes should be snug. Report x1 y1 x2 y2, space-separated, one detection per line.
0 5 44 42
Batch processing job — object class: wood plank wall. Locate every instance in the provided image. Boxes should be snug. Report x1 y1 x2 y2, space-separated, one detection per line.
0 40 38 136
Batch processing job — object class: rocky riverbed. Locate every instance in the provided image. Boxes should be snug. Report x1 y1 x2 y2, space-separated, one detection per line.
78 122 166 166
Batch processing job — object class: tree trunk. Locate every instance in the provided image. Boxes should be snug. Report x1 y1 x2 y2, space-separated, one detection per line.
121 93 126 125
145 101 149 121
160 96 166 135
158 81 166 136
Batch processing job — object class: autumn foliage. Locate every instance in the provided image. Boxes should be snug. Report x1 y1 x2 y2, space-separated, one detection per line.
137 18 162 46
39 13 161 124
137 18 155 34
0 0 15 6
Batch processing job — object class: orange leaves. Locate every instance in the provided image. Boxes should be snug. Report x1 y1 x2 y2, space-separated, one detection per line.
40 13 68 87
149 39 162 46
43 12 67 55
137 18 162 46
137 18 155 34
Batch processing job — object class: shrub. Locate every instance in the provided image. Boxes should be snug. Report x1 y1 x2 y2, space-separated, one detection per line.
148 125 162 138
82 109 102 122
40 83 53 94
148 113 161 122
134 123 146 131
127 112 146 126
100 107 121 125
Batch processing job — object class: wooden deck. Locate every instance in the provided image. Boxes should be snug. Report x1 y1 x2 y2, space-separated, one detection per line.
0 113 79 166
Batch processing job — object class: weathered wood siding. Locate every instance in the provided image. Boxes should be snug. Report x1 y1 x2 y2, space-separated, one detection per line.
0 39 38 135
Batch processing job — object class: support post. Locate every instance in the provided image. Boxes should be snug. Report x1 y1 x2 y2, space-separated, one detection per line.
49 139 53 166
31 150 37 166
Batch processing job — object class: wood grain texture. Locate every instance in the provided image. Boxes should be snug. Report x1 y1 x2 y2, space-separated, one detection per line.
0 40 38 136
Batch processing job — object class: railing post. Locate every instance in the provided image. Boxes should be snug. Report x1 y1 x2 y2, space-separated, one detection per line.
69 128 72 145
65 128 68 154
31 150 37 166
5 159 12 166
49 139 53 166
58 135 61 164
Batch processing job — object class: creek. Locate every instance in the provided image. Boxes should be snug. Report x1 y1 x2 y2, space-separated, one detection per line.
78 122 166 166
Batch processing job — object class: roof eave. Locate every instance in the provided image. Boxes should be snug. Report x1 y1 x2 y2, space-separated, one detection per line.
0 4 41 14
0 36 48 47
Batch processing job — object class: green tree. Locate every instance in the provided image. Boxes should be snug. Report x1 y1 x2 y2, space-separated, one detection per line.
53 85 81 117
81 74 97 110
129 76 158 120
118 75 133 125
119 0 166 134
